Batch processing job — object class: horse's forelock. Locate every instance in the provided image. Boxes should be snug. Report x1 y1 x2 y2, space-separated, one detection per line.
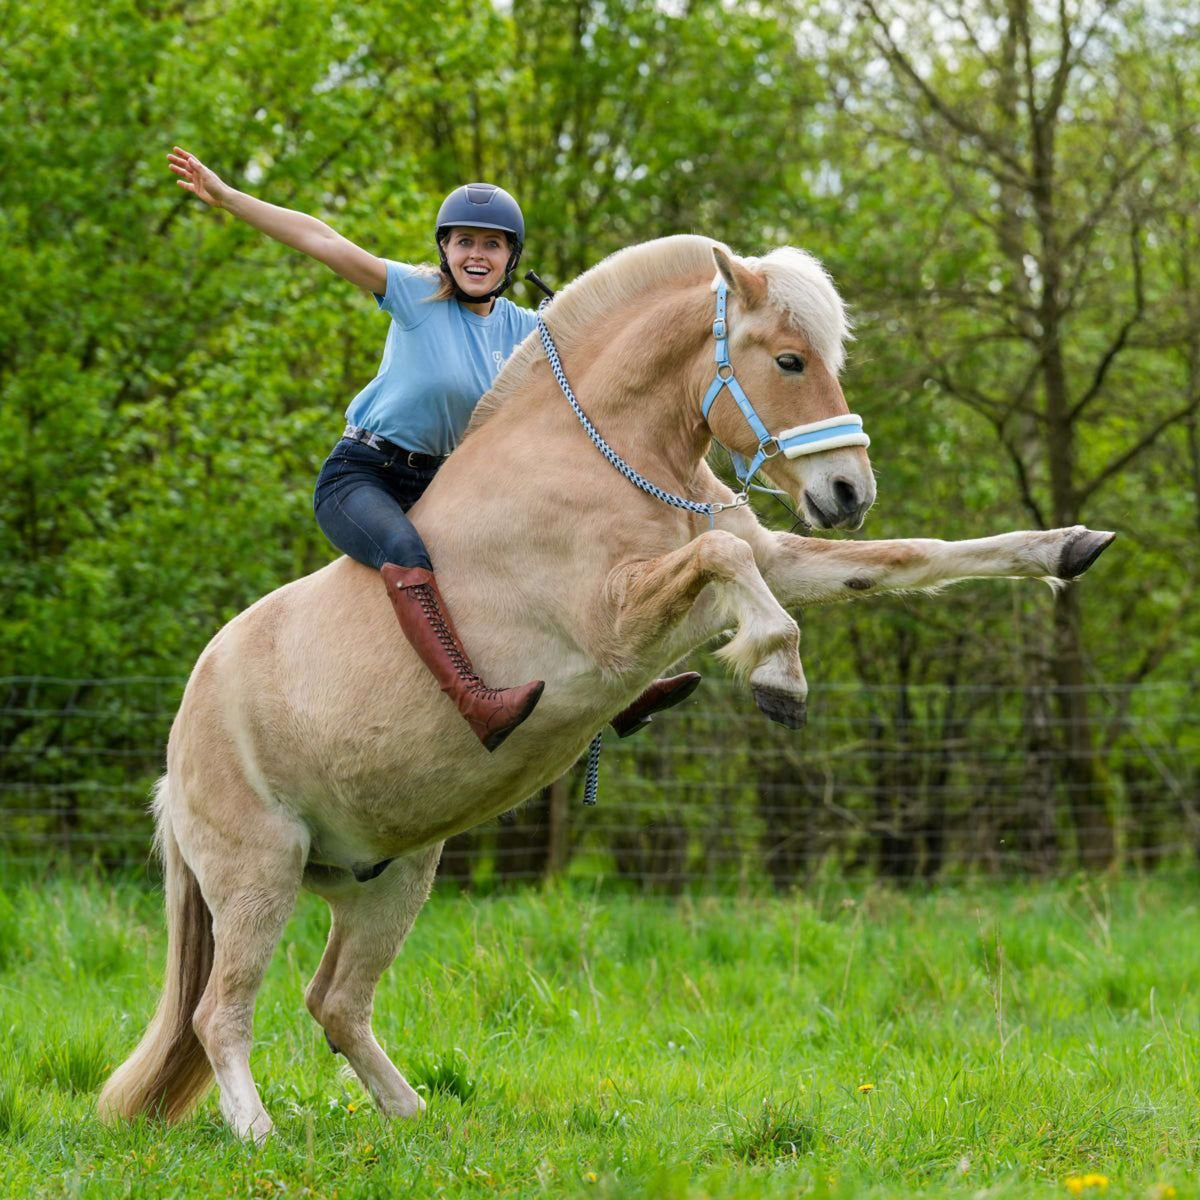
719 247 851 376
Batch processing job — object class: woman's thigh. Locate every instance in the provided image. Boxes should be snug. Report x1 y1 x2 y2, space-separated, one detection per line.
313 440 437 571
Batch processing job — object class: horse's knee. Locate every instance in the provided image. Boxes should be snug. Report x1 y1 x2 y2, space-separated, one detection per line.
311 986 372 1052
694 529 757 582
304 977 329 1028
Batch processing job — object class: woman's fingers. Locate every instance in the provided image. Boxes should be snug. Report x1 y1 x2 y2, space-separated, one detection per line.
167 147 205 197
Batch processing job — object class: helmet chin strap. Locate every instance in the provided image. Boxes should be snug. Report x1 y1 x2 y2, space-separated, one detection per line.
438 246 521 303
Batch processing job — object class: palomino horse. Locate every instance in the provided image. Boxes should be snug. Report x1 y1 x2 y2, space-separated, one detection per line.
98 236 1112 1141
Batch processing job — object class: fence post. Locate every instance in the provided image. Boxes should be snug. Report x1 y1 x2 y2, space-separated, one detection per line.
546 776 570 877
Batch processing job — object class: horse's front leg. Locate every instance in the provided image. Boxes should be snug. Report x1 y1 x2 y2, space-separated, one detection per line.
609 529 807 727
752 525 1115 606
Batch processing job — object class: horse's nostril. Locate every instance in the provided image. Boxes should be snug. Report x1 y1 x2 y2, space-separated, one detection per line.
833 478 858 514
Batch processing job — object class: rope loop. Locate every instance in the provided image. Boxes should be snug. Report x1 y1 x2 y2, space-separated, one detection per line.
536 305 731 525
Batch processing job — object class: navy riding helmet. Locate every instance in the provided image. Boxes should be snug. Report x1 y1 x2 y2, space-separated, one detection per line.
435 183 525 301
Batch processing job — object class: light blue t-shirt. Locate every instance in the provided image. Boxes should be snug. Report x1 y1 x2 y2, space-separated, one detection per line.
343 261 538 455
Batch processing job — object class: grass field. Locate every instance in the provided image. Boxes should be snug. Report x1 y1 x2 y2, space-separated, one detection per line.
1 874 1198 1199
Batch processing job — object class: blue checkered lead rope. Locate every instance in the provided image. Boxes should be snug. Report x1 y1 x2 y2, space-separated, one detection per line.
582 731 602 806
535 302 745 528
536 301 733 806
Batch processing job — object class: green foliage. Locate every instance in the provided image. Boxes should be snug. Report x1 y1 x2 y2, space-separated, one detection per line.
724 1097 821 1163
409 1049 479 1105
3 0 1200 878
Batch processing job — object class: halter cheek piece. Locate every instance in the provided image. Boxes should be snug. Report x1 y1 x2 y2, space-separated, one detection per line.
536 279 871 527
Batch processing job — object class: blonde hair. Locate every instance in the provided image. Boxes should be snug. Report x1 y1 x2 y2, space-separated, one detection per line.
413 263 456 303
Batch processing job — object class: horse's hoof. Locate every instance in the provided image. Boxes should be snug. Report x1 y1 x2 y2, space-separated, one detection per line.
236 1110 274 1145
752 686 807 729
1058 528 1115 579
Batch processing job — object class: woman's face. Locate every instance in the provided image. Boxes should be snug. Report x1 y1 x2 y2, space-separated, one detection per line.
443 226 512 298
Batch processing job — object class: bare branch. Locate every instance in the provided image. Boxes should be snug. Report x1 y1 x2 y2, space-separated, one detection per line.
1076 395 1200 508
1068 222 1146 422
858 0 1028 180
1038 0 1074 132
1061 129 1189 261
996 426 1048 527
856 114 1029 191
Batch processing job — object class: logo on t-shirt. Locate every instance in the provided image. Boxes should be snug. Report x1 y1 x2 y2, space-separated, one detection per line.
492 349 506 372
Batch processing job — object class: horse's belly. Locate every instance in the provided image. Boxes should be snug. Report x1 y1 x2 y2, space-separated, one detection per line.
293 723 592 867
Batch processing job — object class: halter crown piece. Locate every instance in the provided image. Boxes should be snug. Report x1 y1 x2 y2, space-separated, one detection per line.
536 275 871 806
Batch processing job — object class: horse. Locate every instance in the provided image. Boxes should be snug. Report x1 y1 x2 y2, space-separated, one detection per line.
97 235 1112 1141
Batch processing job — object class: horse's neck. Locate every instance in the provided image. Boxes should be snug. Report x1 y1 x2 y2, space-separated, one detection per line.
529 285 716 489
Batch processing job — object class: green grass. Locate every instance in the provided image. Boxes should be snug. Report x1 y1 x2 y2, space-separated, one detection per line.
0 873 1198 1198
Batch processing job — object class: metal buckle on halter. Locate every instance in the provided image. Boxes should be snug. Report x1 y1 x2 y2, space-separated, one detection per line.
758 436 782 459
712 317 727 339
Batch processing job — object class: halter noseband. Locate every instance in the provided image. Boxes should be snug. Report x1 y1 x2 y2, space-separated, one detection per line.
700 280 869 493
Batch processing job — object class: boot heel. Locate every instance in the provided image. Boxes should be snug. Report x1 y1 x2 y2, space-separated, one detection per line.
480 680 545 752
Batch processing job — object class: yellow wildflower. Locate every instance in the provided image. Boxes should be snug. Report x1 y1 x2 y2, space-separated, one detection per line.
1064 1173 1109 1194
584 1172 598 1183
857 1082 875 1094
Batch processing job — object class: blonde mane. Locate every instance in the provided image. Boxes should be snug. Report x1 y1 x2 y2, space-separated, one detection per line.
469 234 850 431
470 235 719 431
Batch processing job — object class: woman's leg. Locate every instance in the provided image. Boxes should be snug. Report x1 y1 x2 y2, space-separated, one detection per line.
314 441 433 570
314 440 542 751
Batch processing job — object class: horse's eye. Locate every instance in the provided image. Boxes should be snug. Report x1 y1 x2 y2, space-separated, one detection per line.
776 354 806 374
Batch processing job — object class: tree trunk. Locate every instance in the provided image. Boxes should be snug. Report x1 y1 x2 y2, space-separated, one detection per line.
1051 587 1114 864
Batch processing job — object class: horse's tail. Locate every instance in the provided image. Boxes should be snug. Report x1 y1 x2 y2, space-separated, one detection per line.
98 775 215 1123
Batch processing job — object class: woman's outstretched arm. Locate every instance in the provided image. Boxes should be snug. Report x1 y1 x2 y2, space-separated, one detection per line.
167 146 387 294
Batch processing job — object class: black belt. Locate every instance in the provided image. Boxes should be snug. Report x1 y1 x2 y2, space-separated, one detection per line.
342 424 446 469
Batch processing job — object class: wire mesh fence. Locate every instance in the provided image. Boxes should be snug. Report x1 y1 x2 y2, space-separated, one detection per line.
2 675 1198 886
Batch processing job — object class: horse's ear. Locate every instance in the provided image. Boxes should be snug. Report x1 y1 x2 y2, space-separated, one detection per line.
712 247 767 308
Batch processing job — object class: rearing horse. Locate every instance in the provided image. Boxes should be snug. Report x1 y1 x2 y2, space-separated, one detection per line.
98 236 1112 1141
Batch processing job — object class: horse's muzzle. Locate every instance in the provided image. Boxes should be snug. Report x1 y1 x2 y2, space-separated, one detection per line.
804 476 874 530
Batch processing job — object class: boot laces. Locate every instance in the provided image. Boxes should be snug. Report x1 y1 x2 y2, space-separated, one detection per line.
411 584 501 697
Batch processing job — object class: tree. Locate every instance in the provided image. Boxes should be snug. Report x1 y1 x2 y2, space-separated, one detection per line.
838 0 1200 863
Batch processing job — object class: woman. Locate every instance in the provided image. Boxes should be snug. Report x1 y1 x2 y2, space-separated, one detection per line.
167 147 698 751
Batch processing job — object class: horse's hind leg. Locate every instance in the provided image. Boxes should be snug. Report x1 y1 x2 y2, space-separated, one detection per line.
303 845 442 1118
180 793 308 1143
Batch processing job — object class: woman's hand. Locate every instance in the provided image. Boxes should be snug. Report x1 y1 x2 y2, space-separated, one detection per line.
168 146 231 208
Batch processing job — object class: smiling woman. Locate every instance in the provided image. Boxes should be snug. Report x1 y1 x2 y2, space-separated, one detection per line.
164 149 694 750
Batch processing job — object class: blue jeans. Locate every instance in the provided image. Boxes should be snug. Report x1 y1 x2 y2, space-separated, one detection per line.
313 438 439 571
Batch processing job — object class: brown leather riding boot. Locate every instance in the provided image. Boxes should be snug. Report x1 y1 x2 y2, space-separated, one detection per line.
381 564 545 752
610 672 702 737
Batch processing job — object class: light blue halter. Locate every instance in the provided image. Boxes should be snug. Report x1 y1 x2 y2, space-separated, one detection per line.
535 279 870 805
701 280 870 495
535 281 870 529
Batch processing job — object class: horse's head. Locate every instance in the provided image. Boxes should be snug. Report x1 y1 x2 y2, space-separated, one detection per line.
704 246 875 530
